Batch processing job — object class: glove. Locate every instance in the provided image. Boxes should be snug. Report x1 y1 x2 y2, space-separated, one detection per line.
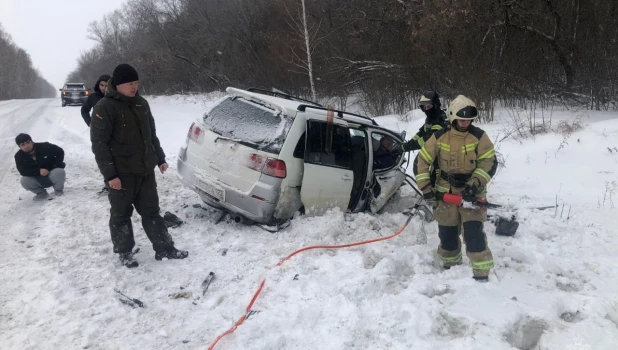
423 191 438 209
390 142 407 156
462 181 479 202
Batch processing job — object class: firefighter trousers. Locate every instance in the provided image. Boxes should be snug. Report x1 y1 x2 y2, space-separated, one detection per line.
432 200 494 277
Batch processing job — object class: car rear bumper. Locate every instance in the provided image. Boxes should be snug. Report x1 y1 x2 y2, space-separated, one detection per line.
62 96 87 103
176 157 280 224
60 93 88 102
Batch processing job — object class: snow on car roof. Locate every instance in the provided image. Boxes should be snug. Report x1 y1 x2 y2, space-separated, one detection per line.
226 87 377 127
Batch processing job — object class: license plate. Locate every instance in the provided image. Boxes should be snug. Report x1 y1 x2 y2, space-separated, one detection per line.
197 180 225 201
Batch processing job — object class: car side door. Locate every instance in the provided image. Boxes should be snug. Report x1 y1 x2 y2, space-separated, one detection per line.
300 117 354 216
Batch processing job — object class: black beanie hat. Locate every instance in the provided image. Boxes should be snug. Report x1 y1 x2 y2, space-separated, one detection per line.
15 133 32 146
112 64 139 86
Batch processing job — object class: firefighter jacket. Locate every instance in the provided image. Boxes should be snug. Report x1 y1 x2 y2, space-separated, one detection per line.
415 125 497 195
403 109 448 151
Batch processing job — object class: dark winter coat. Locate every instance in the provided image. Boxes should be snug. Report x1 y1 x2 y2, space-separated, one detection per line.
81 74 111 126
14 142 65 177
90 80 166 181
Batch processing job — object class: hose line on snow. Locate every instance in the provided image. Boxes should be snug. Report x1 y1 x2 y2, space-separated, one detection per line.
207 202 421 350
405 173 423 198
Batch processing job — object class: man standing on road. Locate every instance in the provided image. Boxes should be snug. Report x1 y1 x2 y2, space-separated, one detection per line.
14 133 66 201
91 63 188 268
81 74 111 194
81 74 110 127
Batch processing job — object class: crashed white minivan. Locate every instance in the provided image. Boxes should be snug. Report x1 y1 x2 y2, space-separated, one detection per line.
177 88 407 226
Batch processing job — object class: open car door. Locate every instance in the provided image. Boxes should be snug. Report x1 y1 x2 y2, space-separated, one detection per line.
368 130 407 213
300 118 354 216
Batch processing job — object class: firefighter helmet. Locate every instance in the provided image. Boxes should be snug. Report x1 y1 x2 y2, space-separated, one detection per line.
418 90 441 109
447 95 478 123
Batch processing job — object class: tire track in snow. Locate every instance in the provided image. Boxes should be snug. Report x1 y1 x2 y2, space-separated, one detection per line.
0 100 40 129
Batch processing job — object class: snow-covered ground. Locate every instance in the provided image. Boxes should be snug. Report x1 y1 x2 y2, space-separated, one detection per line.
0 95 617 350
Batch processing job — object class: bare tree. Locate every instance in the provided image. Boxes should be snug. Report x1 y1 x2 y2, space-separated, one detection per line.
65 0 618 113
282 0 319 100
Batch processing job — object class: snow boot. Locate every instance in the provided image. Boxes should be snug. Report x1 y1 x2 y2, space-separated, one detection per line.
33 190 49 201
54 189 64 196
155 247 189 261
119 251 139 268
473 276 489 283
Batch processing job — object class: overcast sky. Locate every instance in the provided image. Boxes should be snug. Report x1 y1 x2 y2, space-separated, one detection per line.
0 0 126 88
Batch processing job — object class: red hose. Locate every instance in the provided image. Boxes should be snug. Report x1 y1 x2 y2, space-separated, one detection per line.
207 214 414 350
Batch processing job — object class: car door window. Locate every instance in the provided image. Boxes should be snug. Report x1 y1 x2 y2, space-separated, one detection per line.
293 132 305 159
372 133 398 170
305 120 351 169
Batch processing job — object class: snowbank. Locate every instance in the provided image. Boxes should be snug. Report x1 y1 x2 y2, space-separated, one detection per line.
0 96 617 350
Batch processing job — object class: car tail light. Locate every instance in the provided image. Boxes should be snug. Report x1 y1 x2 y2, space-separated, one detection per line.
246 154 286 178
246 153 265 172
187 122 204 144
262 158 286 178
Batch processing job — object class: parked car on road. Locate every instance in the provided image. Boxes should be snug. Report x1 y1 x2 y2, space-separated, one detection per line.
177 87 407 225
59 83 89 107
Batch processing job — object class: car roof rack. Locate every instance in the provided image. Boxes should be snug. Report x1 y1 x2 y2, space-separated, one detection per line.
247 87 323 107
296 105 378 126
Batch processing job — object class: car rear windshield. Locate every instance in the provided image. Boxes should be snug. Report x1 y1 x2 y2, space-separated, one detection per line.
66 84 85 90
203 97 293 154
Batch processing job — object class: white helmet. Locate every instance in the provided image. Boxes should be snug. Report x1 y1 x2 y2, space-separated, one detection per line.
447 95 478 123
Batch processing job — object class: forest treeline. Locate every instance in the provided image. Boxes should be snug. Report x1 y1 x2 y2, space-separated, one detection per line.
67 0 618 116
0 25 56 100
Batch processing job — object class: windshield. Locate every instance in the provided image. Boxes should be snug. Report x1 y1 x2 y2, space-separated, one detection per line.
66 84 85 90
203 97 293 154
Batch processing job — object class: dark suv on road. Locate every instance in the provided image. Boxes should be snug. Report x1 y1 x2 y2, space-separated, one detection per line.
59 83 89 107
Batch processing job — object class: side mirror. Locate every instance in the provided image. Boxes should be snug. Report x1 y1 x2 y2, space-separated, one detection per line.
400 131 406 140
59 88 63 91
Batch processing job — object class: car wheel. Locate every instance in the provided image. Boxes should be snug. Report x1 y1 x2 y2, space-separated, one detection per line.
61 101 66 107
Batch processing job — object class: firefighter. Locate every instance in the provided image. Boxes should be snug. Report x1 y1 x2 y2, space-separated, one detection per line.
392 91 449 186
392 90 449 155
415 95 498 281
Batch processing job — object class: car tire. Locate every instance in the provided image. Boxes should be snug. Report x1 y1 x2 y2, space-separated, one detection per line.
61 101 66 107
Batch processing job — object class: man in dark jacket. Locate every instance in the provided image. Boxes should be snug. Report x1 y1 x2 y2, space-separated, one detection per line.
91 63 188 268
81 74 111 194
81 74 110 127
14 133 66 201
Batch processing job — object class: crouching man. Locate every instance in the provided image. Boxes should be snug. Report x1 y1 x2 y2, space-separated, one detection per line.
14 133 66 201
